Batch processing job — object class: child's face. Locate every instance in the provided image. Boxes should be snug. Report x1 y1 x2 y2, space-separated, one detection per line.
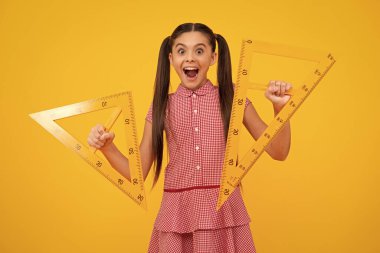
169 31 217 91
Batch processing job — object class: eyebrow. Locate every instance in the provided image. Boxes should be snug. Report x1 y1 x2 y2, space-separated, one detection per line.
175 43 207 48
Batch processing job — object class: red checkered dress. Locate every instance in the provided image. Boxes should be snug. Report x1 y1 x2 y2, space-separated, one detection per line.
146 80 256 253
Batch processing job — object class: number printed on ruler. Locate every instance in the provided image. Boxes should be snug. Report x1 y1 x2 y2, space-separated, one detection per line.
29 91 147 210
216 39 335 210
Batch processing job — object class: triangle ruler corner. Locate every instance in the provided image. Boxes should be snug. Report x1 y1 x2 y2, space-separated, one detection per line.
29 91 147 210
216 39 335 210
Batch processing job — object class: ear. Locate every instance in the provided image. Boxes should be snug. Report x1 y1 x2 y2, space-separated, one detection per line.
169 52 173 65
210 52 217 66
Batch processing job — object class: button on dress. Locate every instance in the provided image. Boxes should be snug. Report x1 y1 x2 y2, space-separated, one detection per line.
146 80 256 253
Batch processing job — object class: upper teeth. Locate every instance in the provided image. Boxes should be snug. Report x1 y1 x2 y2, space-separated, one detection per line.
184 67 197 70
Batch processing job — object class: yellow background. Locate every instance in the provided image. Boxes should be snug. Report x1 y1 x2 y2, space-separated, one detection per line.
1 0 379 252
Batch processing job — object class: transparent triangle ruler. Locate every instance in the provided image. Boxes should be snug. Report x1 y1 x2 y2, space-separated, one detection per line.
29 91 147 210
217 39 335 210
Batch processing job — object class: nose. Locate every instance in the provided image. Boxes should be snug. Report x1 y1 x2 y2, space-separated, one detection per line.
185 52 195 62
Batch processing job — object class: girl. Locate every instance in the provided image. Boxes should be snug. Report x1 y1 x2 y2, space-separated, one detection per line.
88 23 291 253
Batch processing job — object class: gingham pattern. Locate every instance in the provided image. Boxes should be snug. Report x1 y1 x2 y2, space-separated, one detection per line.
146 80 255 248
147 223 256 253
150 187 251 233
146 80 251 190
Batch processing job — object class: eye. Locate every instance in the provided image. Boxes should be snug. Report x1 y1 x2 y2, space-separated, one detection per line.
195 48 204 55
178 48 185 55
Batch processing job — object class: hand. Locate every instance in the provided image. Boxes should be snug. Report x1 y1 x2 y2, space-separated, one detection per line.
87 124 115 151
265 80 292 109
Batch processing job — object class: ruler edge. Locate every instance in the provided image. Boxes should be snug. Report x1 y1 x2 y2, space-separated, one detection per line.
216 39 335 209
29 91 148 210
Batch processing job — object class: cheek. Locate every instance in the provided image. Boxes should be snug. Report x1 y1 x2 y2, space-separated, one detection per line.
173 64 183 75
200 59 212 70
171 59 182 71
201 55 214 66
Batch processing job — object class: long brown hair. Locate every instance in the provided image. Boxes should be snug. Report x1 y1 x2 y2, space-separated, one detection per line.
151 23 234 188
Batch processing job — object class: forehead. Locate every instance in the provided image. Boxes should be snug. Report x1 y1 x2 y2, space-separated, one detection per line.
173 31 211 47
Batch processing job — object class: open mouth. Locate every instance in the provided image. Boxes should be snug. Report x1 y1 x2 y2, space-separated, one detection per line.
183 67 199 78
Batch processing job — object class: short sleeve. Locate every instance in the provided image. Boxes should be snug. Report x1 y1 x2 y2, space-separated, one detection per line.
146 102 153 123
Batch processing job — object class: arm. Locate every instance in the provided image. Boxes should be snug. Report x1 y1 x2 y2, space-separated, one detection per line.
243 103 291 161
89 120 155 182
242 80 292 161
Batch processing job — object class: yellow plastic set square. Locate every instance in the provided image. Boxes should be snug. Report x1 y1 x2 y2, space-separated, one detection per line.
29 40 335 210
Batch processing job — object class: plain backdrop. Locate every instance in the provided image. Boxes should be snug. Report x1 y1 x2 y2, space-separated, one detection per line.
1 0 379 252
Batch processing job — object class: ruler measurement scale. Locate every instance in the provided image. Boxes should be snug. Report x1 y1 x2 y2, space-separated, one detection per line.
218 40 252 200
217 40 335 210
124 93 145 201
30 91 147 210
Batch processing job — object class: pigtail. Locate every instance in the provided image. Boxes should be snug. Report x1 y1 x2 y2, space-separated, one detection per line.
152 36 171 188
150 24 235 190
215 34 234 140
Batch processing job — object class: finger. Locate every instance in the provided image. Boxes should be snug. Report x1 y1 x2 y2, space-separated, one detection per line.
94 132 101 139
280 82 286 96
275 81 281 96
89 131 102 144
87 138 101 149
87 137 93 146
100 132 111 141
102 132 115 142
91 137 104 146
88 132 99 143
269 84 276 93
266 84 277 97
92 133 106 145
284 83 291 95
91 126 102 139
96 138 105 146
96 124 105 135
